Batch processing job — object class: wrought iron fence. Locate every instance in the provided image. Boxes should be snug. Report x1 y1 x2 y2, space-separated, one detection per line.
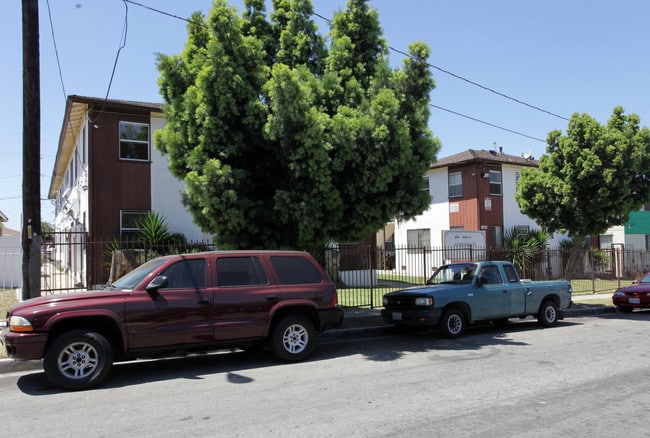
40 233 216 294
324 244 642 308
1 238 646 311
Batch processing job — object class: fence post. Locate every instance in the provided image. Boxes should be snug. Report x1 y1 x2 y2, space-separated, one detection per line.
368 245 374 309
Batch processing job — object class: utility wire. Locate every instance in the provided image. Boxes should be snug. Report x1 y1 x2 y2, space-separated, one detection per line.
430 104 545 142
124 1 556 142
389 46 569 121
105 0 130 101
124 0 196 25
45 0 67 102
88 0 131 124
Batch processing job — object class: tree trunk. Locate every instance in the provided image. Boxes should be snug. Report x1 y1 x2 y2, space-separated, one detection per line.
562 236 585 281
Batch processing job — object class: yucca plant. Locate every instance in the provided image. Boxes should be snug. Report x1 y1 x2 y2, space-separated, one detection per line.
502 227 549 278
137 212 171 246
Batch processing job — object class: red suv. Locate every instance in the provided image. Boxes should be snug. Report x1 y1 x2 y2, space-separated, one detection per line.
1 250 343 390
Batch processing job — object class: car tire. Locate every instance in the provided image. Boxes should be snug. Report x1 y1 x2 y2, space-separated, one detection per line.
537 300 559 327
269 315 315 362
438 308 465 338
43 330 114 391
616 306 634 313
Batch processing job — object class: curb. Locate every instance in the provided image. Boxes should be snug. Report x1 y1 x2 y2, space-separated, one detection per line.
0 305 619 375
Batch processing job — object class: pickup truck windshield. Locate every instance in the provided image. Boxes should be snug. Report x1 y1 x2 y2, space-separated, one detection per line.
427 263 478 285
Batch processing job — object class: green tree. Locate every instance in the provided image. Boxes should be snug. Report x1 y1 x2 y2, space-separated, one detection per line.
156 0 439 250
516 107 650 277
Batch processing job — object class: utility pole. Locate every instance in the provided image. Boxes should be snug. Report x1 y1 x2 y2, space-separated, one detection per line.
22 0 42 300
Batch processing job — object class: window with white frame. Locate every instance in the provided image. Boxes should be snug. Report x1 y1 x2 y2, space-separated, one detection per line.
489 170 502 195
448 172 462 198
119 121 150 161
120 210 149 238
407 228 431 251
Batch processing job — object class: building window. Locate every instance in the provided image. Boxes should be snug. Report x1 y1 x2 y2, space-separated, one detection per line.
489 170 502 195
490 226 503 248
448 172 462 198
120 210 149 238
407 228 431 251
646 235 650 250
119 121 149 161
422 176 430 192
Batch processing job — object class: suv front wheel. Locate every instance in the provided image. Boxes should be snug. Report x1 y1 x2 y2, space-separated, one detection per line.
43 330 114 391
270 315 315 362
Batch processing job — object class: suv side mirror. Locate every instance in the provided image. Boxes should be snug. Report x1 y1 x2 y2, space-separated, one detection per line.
146 275 168 294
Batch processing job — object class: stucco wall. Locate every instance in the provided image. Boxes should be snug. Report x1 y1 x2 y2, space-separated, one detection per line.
150 115 212 242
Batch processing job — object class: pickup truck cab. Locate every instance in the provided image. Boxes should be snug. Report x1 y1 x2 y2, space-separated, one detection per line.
381 261 572 338
1 250 343 390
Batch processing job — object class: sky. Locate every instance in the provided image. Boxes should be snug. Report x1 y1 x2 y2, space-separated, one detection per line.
2 0 649 232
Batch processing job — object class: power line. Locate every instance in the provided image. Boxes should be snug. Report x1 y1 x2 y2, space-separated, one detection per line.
430 104 545 142
45 0 66 102
122 1 554 142
105 1 130 101
389 46 569 122
124 0 197 25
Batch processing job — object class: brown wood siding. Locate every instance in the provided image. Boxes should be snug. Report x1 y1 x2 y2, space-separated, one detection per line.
87 111 152 285
448 163 504 247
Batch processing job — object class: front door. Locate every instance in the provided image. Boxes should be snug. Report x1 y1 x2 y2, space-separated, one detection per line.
472 264 510 319
125 258 214 349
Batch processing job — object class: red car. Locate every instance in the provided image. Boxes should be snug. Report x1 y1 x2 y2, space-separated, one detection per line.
612 272 650 312
1 250 343 390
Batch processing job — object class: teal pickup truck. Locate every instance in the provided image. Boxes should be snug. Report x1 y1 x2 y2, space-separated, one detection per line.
381 261 572 338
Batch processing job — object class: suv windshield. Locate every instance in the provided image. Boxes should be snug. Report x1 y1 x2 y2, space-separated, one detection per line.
427 263 477 285
110 258 168 290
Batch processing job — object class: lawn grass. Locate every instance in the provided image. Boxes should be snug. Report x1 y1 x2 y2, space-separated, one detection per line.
1 289 19 320
337 278 622 308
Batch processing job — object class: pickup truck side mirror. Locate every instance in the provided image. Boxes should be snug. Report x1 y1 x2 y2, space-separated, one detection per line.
146 275 169 294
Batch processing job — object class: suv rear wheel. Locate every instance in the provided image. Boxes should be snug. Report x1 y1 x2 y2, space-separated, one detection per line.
270 315 315 362
43 330 114 391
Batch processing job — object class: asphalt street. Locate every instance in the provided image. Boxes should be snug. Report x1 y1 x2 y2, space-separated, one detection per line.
0 293 616 374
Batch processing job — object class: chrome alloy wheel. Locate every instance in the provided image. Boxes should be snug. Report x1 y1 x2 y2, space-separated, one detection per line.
57 341 100 380
282 323 309 354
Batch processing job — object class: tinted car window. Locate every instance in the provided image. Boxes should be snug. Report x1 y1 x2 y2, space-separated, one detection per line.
161 259 206 289
217 257 268 287
270 256 322 284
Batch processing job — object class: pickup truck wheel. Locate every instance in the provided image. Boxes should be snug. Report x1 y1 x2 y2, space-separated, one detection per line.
270 315 315 362
438 309 465 338
43 330 114 391
537 301 559 327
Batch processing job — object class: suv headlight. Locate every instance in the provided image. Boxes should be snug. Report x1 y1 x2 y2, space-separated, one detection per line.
9 316 33 332
415 297 433 306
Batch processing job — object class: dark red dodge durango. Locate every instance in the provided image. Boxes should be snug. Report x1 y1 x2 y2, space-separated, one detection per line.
1 250 343 390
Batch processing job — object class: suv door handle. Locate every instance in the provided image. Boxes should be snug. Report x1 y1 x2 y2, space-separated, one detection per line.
267 295 278 301
199 298 211 305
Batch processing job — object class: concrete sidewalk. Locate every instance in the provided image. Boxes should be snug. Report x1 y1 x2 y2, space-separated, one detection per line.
0 293 617 375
